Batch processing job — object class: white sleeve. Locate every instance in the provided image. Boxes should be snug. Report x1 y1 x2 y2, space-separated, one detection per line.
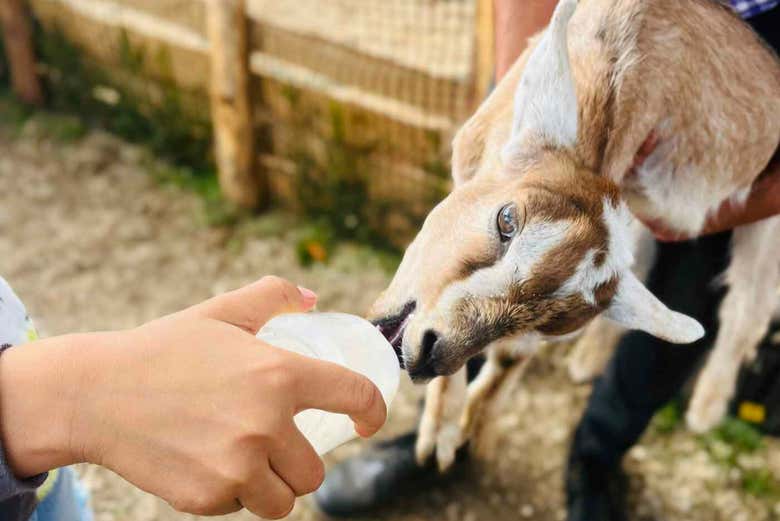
0 277 36 347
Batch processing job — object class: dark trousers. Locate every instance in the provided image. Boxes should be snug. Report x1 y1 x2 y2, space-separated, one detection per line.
572 232 732 466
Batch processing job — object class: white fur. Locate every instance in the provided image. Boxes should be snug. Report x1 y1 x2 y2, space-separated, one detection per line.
774 288 780 322
628 130 750 236
567 221 658 383
436 219 571 312
501 0 578 167
551 197 703 344
605 271 705 343
567 318 625 383
556 200 634 305
416 368 468 469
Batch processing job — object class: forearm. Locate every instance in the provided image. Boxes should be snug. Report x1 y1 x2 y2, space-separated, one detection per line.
0 332 111 477
701 161 780 236
494 0 556 81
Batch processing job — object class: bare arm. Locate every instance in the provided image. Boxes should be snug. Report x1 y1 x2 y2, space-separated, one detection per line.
699 161 780 235
643 158 780 241
494 0 557 80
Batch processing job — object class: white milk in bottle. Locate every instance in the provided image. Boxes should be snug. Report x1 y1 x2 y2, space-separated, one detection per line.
256 312 400 455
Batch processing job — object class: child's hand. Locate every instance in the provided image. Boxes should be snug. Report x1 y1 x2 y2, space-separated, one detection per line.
0 276 386 519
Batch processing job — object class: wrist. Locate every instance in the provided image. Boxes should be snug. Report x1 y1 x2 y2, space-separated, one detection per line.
0 332 110 477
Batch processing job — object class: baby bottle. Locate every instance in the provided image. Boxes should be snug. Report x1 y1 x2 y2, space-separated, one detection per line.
256 312 400 455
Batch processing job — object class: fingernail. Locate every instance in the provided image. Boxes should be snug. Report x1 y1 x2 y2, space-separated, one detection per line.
298 286 318 308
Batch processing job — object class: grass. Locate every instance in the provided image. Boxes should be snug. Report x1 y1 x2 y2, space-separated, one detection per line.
652 400 683 434
706 417 764 454
742 469 780 498
700 418 779 499
652 401 780 500
0 87 86 141
289 100 417 263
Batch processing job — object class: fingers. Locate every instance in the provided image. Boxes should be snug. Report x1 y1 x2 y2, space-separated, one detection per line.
194 276 317 333
267 422 324 496
239 458 296 520
287 353 387 437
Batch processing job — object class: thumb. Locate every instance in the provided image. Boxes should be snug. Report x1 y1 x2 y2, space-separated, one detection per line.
194 276 317 333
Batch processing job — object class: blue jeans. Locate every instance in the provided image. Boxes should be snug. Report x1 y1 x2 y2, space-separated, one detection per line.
29 468 93 521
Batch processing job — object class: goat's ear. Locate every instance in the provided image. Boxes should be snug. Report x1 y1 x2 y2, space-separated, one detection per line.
451 119 484 186
502 0 578 167
604 271 705 344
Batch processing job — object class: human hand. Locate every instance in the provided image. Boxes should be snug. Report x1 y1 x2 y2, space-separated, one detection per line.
0 276 387 518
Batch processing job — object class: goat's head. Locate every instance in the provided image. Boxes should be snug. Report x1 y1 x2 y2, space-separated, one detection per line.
371 0 704 382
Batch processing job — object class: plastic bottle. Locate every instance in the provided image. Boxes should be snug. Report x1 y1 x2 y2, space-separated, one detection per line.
256 312 400 455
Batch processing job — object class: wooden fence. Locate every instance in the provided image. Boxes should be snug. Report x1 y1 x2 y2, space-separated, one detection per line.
2 0 495 243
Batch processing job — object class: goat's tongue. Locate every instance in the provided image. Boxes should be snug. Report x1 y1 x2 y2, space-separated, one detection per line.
373 302 416 370
375 318 411 369
375 323 405 369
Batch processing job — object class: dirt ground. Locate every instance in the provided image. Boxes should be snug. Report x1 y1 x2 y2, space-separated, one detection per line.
2 121 780 521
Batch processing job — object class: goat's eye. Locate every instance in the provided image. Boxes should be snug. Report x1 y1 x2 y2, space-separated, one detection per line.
497 203 521 242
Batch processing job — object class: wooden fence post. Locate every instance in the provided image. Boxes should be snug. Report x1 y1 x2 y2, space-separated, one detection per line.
473 0 495 107
206 0 262 208
0 0 43 106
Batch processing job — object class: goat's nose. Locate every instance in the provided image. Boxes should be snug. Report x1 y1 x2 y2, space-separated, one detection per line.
421 329 440 363
407 329 442 382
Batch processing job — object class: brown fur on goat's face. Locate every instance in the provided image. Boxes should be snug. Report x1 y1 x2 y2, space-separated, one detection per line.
370 151 624 381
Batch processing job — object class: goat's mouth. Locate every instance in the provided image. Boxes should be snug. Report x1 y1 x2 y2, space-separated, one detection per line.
372 301 416 369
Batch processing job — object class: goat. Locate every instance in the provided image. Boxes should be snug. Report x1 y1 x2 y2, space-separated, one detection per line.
371 0 780 470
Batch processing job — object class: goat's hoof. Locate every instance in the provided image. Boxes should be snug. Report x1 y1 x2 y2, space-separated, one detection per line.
434 424 463 472
686 387 728 433
415 432 436 467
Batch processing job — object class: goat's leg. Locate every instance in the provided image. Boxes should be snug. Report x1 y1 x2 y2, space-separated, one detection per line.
567 318 624 383
687 218 780 432
416 339 535 472
463 348 530 459
415 368 468 471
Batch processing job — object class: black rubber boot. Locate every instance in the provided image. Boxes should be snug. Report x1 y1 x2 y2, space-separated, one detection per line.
316 356 485 517
565 427 629 521
314 431 466 517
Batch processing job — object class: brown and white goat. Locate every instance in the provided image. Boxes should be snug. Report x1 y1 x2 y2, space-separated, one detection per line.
371 0 780 470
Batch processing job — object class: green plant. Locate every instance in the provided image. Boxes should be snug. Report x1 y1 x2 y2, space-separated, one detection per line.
742 469 780 498
652 400 683 434
710 417 764 454
695 416 780 499
295 222 335 266
698 417 761 469
0 87 34 132
291 101 407 259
